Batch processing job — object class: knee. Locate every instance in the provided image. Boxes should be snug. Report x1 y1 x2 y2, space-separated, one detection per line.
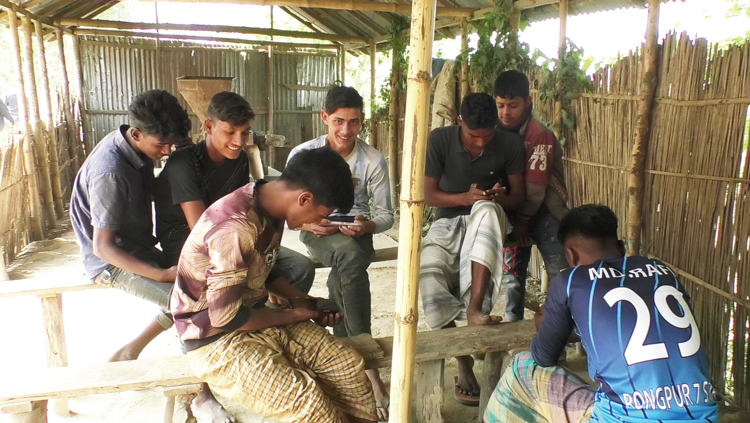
333 244 370 269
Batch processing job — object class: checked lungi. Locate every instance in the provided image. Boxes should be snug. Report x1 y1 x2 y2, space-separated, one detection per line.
187 321 377 423
420 200 510 329
483 351 595 423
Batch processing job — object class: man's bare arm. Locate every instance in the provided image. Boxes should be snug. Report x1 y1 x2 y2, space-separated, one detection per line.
93 227 176 282
424 176 490 208
180 200 206 230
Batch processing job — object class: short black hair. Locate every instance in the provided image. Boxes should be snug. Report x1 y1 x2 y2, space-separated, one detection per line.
558 204 619 245
324 86 364 114
460 93 498 130
128 90 190 143
207 91 255 126
281 148 354 213
494 70 530 99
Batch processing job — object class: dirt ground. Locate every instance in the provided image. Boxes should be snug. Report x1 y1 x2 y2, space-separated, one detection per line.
0 219 539 423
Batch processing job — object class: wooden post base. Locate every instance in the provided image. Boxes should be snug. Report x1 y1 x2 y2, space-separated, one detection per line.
162 383 201 423
478 351 512 420
416 359 444 423
1 401 48 423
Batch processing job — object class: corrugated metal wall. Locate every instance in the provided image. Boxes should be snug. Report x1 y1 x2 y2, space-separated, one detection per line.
80 35 338 168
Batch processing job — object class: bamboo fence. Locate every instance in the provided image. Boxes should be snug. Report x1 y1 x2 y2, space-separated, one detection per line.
552 32 750 408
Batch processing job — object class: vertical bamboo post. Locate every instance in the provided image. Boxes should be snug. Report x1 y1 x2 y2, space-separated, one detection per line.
459 18 469 101
41 294 69 416
56 28 81 173
22 16 57 231
387 48 400 209
370 41 377 149
389 0 437 421
35 20 64 218
8 9 43 241
339 45 346 85
71 33 89 154
267 47 275 170
626 0 661 256
553 0 568 139
510 4 521 50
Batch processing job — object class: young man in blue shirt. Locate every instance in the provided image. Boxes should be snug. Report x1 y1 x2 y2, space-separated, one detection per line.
484 204 718 423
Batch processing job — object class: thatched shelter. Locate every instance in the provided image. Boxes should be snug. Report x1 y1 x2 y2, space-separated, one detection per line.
0 0 748 418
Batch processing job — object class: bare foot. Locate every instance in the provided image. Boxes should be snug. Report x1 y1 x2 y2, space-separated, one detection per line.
455 356 480 398
191 386 237 423
108 345 140 362
366 369 388 421
467 308 502 326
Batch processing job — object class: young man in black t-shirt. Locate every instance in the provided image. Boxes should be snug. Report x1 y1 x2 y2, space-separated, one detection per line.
155 93 316 299
420 93 526 406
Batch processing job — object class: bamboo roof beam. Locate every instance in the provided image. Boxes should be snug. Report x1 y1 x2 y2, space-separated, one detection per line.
73 28 339 49
134 0 474 16
0 0 69 31
58 18 366 43
346 0 560 50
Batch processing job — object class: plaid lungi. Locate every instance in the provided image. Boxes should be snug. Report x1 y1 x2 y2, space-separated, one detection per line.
484 351 595 423
187 321 377 423
420 200 510 329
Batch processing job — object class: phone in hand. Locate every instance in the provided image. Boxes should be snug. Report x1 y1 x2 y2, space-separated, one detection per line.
485 187 506 195
320 215 357 227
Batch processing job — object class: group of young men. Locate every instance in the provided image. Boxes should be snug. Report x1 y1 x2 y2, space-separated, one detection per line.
69 69 717 423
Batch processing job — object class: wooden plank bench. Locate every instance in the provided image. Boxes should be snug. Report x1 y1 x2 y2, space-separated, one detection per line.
0 319 536 423
0 246 399 416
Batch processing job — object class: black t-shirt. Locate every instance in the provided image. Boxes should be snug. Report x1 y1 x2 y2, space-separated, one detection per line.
425 125 525 220
155 141 250 261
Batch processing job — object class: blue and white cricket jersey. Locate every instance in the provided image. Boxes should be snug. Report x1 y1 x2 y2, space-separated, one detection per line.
532 255 718 423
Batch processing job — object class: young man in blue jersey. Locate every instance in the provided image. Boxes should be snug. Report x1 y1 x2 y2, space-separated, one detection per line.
484 204 718 423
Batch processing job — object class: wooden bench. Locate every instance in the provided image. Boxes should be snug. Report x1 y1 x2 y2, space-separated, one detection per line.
0 319 536 423
0 246 399 416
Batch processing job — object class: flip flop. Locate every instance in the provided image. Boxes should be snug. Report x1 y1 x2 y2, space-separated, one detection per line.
375 392 390 423
453 376 480 406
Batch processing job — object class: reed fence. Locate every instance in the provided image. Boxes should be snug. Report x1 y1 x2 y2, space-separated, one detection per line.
532 32 750 408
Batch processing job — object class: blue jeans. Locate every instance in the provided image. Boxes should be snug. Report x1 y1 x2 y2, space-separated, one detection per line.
503 206 568 321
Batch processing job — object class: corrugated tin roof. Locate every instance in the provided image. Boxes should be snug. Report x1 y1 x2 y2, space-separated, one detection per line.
2 0 681 47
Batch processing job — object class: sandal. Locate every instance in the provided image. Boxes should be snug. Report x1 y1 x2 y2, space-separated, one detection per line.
453 376 480 406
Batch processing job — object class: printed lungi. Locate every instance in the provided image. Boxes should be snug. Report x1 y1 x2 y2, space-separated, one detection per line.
420 200 510 329
187 321 377 423
484 351 595 423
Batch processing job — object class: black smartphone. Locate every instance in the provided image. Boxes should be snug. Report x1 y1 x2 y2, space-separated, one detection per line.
328 216 355 223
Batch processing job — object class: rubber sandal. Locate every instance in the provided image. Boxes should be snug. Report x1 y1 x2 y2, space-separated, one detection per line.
453 376 480 406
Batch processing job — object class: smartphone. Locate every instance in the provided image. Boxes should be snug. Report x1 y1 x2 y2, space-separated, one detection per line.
328 216 355 223
319 221 354 227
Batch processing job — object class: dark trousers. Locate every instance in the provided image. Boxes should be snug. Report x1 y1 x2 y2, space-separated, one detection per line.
503 206 568 321
300 231 375 337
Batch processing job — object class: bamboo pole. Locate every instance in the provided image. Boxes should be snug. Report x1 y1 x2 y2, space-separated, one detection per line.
22 16 57 231
70 33 89 154
73 28 337 49
387 48 400 210
509 3 520 51
56 27 81 174
339 45 346 85
626 0 660 256
370 41 377 149
267 46 275 170
553 0 568 139
132 0 472 17
8 10 44 240
58 18 367 43
389 0 437 421
35 20 64 218
460 17 469 101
